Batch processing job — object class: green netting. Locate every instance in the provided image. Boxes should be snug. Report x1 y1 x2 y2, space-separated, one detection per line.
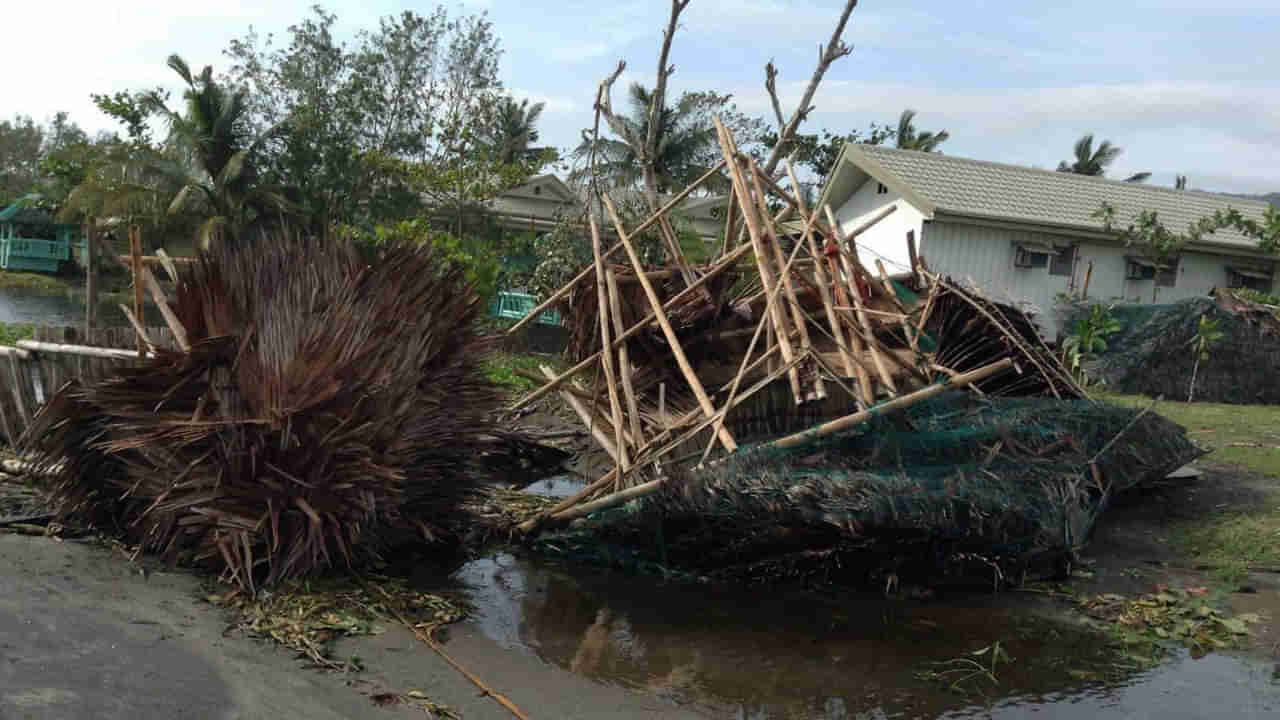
1068 294 1280 404
536 393 1205 586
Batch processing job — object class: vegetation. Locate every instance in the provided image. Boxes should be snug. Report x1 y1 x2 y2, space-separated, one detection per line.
1186 315 1223 402
1105 395 1280 585
0 322 34 346
0 272 73 292
894 109 950 153
483 352 547 394
1058 134 1149 183
1061 303 1121 382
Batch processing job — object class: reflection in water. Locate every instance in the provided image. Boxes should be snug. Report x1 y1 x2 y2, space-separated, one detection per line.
453 554 1280 719
0 290 137 328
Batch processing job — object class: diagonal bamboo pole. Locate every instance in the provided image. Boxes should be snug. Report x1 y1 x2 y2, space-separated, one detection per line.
824 204 897 395
601 193 737 453
589 214 630 479
504 160 728 336
605 268 645 453
714 118 801 400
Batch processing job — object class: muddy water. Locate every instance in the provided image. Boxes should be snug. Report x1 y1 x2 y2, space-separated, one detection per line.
0 290 137 327
451 482 1279 720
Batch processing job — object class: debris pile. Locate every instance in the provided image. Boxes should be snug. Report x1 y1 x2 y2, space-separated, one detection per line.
1073 289 1280 404
23 234 503 589
509 120 1087 534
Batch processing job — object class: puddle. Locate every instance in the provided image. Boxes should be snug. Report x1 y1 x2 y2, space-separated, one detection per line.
517 474 584 499
451 553 1280 719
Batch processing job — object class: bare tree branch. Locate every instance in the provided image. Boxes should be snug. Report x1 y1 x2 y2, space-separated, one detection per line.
595 61 634 148
640 0 692 212
762 0 858 176
764 61 787 131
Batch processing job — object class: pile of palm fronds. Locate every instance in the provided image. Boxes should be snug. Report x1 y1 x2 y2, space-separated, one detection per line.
23 234 501 589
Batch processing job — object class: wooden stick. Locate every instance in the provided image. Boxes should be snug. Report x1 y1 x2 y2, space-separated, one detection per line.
540 366 620 463
825 205 897 395
715 119 800 400
0 388 16 449
17 340 151 361
84 219 97 337
7 354 30 426
916 274 942 335
606 268 644 453
589 214 630 478
906 229 919 281
699 232 809 465
140 266 190 352
115 253 195 270
601 193 737 452
788 161 858 382
752 157 821 402
512 242 754 410
153 248 183 283
1082 259 1094 300
504 159 728 336
875 259 918 352
118 304 156 353
719 191 736 257
130 225 146 358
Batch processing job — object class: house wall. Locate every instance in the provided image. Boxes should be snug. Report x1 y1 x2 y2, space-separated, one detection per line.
833 179 926 274
922 219 1278 339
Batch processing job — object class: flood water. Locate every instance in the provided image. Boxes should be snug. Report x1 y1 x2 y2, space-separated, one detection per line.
451 552 1279 719
0 289 136 328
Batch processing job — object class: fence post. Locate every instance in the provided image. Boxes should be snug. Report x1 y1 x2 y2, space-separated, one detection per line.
85 218 97 337
130 225 145 358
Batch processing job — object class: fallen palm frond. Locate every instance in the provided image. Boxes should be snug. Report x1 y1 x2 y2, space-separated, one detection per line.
23 233 502 589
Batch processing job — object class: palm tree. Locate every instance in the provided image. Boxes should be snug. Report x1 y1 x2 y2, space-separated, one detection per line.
146 54 293 248
1057 134 1149 183
894 109 950 153
486 97 548 166
572 83 717 193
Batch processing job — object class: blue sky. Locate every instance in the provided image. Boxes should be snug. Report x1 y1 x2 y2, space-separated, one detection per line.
7 1 1278 193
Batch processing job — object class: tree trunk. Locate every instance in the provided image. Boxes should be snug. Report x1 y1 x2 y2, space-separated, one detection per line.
1188 354 1199 403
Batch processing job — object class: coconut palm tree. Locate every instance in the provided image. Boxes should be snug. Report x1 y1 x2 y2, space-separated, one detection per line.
486 97 548 167
894 109 950 153
572 83 717 193
1057 134 1149 183
145 54 294 248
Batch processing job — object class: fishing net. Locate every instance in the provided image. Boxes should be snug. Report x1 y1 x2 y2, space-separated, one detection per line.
535 393 1205 587
1069 291 1280 404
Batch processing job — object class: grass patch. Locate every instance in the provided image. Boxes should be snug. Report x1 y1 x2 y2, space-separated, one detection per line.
0 323 33 346
1102 393 1280 583
0 271 73 292
484 352 551 394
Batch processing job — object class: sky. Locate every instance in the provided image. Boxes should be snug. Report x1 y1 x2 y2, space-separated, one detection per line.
5 0 1279 194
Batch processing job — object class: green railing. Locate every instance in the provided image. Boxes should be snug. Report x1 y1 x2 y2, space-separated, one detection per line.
488 291 563 326
0 235 71 273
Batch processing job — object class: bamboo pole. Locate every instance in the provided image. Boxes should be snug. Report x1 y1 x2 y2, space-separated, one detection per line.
153 248 183 283
714 118 800 400
875 259 919 352
130 225 145 359
751 157 821 402
7 354 30 426
118 305 156 354
512 241 754 410
17 340 151 361
605 268 644 450
540 366 621 463
0 384 15 449
589 214 630 479
601 193 737 453
140 267 190 352
825 204 897 395
545 357 1017 525
788 161 858 382
504 159 727 336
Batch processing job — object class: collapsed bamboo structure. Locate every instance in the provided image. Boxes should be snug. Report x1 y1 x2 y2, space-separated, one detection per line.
513 119 1084 533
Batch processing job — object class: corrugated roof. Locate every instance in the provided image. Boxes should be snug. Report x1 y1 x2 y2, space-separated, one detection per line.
844 144 1274 250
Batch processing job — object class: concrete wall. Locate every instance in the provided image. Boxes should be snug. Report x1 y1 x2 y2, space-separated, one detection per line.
922 218 1278 339
833 179 925 274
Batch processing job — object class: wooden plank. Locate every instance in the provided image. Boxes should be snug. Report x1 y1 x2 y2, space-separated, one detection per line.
141 267 190 351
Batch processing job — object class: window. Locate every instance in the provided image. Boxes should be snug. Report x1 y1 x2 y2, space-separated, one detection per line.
1125 259 1156 281
1014 245 1049 269
1049 245 1076 277
876 183 888 195
532 185 543 195
1228 267 1273 292
1156 260 1178 288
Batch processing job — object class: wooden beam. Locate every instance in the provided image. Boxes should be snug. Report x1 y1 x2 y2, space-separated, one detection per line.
17 340 151 361
84 218 97 337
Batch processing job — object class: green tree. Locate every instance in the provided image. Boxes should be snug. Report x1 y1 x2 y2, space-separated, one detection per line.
485 96 549 165
761 122 894 188
0 116 45 207
895 109 950 153
1062 304 1122 382
1187 314 1223 402
1058 134 1149 182
144 54 293 248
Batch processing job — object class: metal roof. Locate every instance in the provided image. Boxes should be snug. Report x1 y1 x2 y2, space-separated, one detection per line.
825 144 1274 250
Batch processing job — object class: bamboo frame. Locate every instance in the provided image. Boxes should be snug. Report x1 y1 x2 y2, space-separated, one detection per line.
540 365 621 463
824 204 897 395
130 226 146 358
605 268 645 451
589 214 630 477
601 193 737 453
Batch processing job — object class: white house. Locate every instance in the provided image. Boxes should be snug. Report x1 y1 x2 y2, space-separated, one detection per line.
488 174 728 242
819 144 1277 338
